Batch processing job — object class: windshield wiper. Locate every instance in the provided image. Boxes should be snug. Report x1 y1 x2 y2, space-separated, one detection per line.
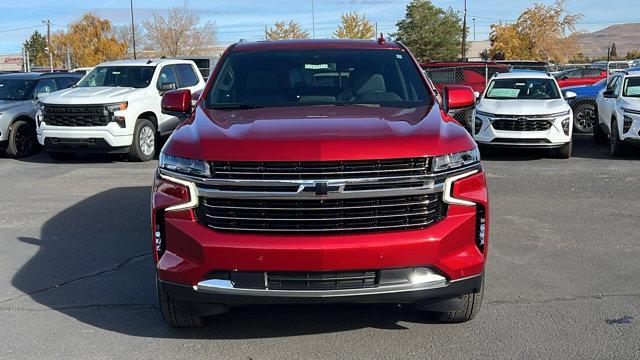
208 103 263 110
334 101 379 107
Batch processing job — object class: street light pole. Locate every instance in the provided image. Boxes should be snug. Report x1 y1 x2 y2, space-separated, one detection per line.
461 0 467 60
311 0 316 38
130 0 137 60
473 18 476 42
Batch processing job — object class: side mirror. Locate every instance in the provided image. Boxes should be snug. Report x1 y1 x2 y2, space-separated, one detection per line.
563 91 577 100
159 82 177 93
161 89 192 119
602 90 616 98
442 85 475 113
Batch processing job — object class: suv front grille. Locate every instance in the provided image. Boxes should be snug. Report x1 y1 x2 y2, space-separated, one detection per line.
43 105 111 127
491 119 552 131
195 193 447 234
209 158 429 180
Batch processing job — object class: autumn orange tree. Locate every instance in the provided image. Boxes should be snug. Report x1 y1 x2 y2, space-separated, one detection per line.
334 11 375 39
266 21 309 40
51 13 126 67
489 0 582 63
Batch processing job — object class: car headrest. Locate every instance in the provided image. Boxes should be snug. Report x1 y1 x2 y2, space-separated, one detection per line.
351 72 385 95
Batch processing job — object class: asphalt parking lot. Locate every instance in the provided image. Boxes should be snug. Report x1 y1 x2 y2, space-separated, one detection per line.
0 134 639 360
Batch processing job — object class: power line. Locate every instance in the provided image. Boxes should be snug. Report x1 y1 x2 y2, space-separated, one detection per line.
0 25 43 34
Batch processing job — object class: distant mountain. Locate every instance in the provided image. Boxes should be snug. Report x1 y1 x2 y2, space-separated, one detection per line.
577 24 640 58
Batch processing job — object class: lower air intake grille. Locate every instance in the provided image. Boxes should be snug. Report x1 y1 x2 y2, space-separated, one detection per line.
195 193 447 234
267 270 377 290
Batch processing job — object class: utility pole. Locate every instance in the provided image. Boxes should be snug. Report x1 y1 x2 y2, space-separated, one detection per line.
461 0 467 60
473 18 476 42
311 0 315 38
375 22 378 40
25 47 30 73
66 48 72 70
43 19 53 72
264 25 268 40
130 0 137 59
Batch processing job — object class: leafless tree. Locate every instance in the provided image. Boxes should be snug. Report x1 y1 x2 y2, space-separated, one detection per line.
113 23 145 59
143 2 218 57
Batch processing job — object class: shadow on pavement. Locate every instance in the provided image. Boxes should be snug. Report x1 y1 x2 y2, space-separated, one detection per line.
11 186 440 339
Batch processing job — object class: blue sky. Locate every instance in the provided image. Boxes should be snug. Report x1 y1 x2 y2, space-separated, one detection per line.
0 0 638 53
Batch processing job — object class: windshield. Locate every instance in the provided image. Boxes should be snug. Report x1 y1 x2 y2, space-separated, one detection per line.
485 78 561 100
623 77 640 97
207 49 431 109
0 79 35 101
77 66 155 88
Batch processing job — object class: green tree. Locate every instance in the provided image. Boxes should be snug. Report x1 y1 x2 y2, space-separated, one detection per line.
626 49 640 60
610 42 617 58
266 21 309 40
392 0 463 62
22 31 48 67
334 11 375 39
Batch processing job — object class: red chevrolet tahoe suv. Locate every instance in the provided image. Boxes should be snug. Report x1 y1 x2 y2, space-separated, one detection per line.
152 39 489 328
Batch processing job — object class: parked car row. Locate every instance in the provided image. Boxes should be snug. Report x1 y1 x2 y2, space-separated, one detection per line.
0 59 205 160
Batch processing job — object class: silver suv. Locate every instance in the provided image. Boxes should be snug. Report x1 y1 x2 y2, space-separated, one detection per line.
0 72 82 157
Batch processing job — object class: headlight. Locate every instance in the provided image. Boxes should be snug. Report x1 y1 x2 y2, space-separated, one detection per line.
106 102 128 112
622 107 640 115
433 148 480 172
159 153 210 176
549 110 571 117
35 107 43 126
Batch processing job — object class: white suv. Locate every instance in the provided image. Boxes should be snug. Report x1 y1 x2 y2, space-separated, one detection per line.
595 70 640 156
36 59 205 161
473 72 576 158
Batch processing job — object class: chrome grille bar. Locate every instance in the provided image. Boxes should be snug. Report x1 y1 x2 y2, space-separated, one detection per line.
203 209 435 222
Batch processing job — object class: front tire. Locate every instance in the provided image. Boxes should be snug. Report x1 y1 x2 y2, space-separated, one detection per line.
128 118 156 162
610 119 628 157
593 121 608 144
556 140 572 159
6 120 37 158
573 103 596 133
429 283 484 323
157 278 205 328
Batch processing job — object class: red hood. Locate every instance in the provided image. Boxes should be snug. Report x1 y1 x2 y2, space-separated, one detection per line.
162 104 476 161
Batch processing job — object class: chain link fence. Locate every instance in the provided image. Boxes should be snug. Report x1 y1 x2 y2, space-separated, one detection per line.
422 61 636 134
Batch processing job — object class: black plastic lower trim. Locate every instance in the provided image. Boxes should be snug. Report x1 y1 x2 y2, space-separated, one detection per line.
158 273 483 313
43 137 129 153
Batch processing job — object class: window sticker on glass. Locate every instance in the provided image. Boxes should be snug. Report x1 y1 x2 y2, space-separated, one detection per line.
626 86 640 96
305 64 329 70
396 54 403 59
488 88 520 98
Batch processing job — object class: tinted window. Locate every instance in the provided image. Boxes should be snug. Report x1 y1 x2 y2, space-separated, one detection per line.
33 79 58 96
207 49 430 109
157 65 178 89
485 78 560 100
56 77 78 89
77 66 155 88
174 64 199 87
0 79 35 100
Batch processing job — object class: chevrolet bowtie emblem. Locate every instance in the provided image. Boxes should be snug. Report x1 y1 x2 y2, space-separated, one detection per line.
299 182 345 196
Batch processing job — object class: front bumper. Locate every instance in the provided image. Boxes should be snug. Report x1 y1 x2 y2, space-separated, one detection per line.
159 272 484 309
37 123 133 150
473 112 572 147
153 170 489 307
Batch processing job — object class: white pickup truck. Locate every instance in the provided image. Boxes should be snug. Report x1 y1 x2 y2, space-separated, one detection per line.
36 59 205 161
